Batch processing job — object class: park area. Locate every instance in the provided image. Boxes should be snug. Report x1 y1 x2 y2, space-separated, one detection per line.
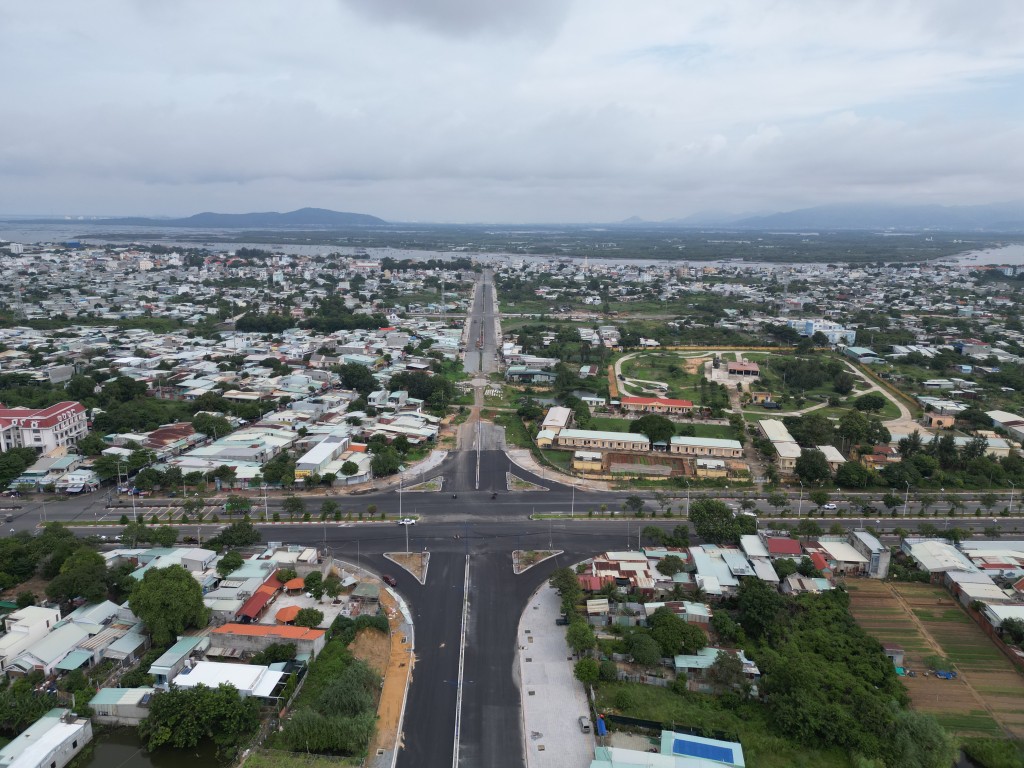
848 580 1024 738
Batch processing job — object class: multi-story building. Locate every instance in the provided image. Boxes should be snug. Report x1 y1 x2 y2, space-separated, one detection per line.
0 402 87 453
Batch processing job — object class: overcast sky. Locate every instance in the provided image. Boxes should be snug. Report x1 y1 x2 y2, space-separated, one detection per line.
2 0 1024 222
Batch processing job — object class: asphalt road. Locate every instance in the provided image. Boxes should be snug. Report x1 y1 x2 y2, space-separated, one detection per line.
463 269 499 376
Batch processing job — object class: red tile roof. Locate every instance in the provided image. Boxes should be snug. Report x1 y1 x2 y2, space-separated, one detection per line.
767 538 803 556
238 590 273 619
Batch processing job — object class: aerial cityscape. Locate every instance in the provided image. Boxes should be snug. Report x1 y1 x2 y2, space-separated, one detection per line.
3 4 1024 768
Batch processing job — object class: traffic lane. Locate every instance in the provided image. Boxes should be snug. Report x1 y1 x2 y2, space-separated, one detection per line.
395 551 465 768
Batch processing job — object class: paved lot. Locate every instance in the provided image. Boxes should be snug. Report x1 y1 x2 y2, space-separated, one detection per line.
517 583 594 768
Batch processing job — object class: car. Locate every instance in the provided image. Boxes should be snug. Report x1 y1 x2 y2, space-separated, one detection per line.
578 716 592 734
822 503 837 510
382 574 398 587
555 615 569 626
397 518 416 526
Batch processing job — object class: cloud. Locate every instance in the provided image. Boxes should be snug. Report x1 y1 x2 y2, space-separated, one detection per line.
1 0 1023 221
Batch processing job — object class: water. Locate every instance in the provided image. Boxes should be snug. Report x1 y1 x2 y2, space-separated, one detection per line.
946 243 1024 266
84 728 220 768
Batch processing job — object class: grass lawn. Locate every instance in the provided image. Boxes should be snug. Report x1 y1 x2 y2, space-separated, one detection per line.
246 750 362 768
493 413 533 448
595 682 855 768
540 449 573 470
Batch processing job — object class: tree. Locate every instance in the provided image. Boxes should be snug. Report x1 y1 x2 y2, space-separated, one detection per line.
882 492 901 513
796 449 832 485
809 489 830 508
205 521 261 550
320 499 340 519
224 495 251 516
854 392 887 413
340 460 359 477
573 658 600 685
566 621 596 654
737 578 782 640
706 651 749 697
370 446 402 477
216 550 244 578
45 548 107 603
293 608 325 628
15 591 35 609
1002 618 1024 645
649 607 706 656
139 683 259 760
129 565 210 646
656 555 685 577
832 371 855 395
623 495 646 516
690 498 749 544
630 414 675 445
304 570 324 600
773 558 799 579
767 492 790 512
626 632 663 667
283 495 305 518
979 492 998 512
836 461 872 488
251 643 297 666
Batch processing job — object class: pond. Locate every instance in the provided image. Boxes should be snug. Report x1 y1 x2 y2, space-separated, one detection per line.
83 728 220 768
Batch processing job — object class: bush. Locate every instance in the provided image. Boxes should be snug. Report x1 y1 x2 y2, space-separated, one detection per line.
599 659 619 682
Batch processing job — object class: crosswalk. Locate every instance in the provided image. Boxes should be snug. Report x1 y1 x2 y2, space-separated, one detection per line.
98 505 224 522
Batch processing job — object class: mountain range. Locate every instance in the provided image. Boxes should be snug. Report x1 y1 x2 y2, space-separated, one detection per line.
630 202 1024 231
81 207 387 228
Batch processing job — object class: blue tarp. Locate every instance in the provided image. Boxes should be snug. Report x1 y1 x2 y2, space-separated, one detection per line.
673 737 735 764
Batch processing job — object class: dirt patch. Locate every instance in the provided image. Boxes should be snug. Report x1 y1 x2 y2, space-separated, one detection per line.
350 627 391 676
512 549 561 574
1 576 49 603
365 590 413 760
385 552 428 582
683 356 709 374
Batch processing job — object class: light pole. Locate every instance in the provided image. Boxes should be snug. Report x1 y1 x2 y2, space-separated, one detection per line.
684 480 690 519
798 480 804 518
1010 481 1016 515
570 483 575 519
131 490 137 523
903 481 910 517
263 484 269 521
399 474 403 520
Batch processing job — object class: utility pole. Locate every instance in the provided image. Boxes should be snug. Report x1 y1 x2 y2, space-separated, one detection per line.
903 481 910 517
405 520 410 555
570 484 575 519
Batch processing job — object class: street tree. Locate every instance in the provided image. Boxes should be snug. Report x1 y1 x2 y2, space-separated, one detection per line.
129 564 210 646
623 495 646 516
690 499 749 544
574 658 600 685
766 492 790 512
283 495 305 518
809 489 830 508
566 622 596 654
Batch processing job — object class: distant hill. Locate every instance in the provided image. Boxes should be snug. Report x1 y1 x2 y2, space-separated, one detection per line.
728 202 1024 232
92 207 387 228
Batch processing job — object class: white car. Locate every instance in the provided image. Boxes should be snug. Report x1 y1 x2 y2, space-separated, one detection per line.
398 518 416 526
822 503 837 510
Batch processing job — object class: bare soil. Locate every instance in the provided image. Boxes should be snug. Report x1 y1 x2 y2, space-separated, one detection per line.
350 627 391 676
386 552 427 582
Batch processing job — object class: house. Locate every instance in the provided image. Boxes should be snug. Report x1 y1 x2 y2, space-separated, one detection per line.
590 729 746 768
210 623 327 660
749 391 773 404
848 531 890 579
765 537 802 560
861 443 900 469
171 660 285 699
571 451 603 472
759 420 801 475
674 647 760 693
816 539 870 576
505 366 556 385
925 413 956 429
902 539 978 580
843 346 882 364
0 606 61 673
986 410 1024 442
148 635 210 687
815 445 847 471
89 688 155 726
780 574 833 594
0 709 92 768
882 644 905 667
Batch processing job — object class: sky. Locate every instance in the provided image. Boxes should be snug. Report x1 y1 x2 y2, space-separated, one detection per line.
2 0 1024 223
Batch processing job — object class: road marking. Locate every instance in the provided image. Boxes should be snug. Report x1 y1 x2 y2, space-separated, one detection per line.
452 555 470 768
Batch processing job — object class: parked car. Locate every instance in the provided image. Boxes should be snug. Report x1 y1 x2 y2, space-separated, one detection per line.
555 615 569 626
578 716 592 734
382 574 398 587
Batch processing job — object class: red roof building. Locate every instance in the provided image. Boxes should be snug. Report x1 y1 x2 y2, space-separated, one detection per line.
766 538 803 559
0 401 88 453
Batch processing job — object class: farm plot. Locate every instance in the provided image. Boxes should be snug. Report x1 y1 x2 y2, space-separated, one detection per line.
847 580 1004 737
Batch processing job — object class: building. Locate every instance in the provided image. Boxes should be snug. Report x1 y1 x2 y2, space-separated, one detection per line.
0 607 61 673
787 319 856 345
148 635 210 686
89 688 155 726
619 396 694 415
902 539 978 579
171 660 285 699
0 709 92 768
540 406 573 434
758 420 801 475
843 346 882 363
674 647 760 694
726 361 759 377
986 410 1024 442
555 429 650 452
815 445 847 471
849 530 891 579
590 729 745 768
0 402 88 453
210 624 327 660
669 436 743 459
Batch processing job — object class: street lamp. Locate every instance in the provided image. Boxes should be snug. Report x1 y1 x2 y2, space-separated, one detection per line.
570 483 575 519
798 480 804 518
903 480 910 517
1010 481 1016 515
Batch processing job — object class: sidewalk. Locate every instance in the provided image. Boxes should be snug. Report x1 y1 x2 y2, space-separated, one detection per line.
517 584 594 768
506 448 613 492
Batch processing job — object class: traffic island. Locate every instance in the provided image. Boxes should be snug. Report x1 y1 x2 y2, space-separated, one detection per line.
404 477 443 492
384 551 430 584
513 549 561 574
508 473 547 492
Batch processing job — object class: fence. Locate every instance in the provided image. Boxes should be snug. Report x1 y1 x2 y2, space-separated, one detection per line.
602 714 737 743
